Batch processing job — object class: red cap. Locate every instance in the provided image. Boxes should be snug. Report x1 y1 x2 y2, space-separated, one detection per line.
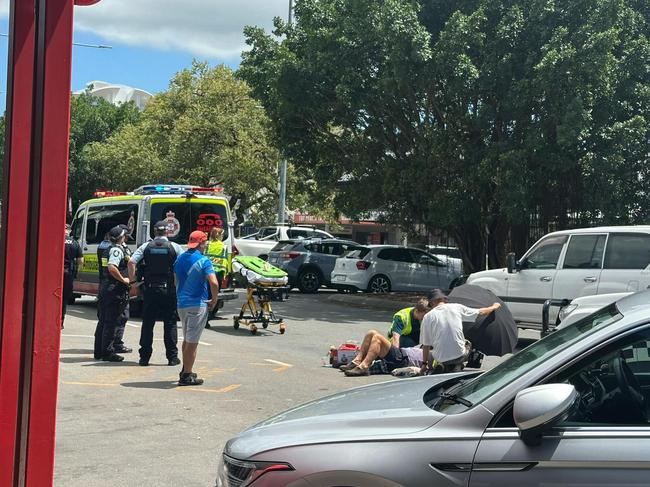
187 230 208 249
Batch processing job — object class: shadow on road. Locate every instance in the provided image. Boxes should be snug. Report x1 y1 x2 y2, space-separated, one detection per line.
60 356 96 364
60 348 94 355
81 360 140 367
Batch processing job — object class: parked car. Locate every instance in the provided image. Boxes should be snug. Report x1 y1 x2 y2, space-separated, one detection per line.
267 238 363 293
556 291 636 329
330 245 461 293
218 291 650 487
234 225 334 260
467 226 650 329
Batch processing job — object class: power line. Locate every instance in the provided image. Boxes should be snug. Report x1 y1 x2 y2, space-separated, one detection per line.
0 33 112 49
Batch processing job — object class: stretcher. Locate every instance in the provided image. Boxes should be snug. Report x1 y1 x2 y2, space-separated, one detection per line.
232 256 290 335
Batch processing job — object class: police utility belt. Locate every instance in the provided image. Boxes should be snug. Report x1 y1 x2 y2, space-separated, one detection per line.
144 281 170 289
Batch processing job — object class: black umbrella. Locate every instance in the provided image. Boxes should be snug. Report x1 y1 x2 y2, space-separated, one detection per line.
448 284 517 356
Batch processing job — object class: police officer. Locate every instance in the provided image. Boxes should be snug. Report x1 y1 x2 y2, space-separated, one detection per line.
62 223 83 329
98 225 131 362
114 224 133 354
94 232 111 359
128 221 183 366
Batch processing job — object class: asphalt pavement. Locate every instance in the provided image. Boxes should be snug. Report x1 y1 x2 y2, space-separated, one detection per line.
55 290 538 487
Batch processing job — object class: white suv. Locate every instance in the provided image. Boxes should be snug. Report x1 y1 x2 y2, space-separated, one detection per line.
467 226 650 328
234 225 333 259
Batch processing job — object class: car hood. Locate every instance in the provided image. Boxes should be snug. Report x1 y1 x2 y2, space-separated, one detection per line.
570 292 632 306
225 376 454 460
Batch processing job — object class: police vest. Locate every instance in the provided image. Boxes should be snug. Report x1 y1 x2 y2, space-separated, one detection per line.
97 240 111 282
142 240 177 286
389 307 418 338
100 244 128 283
64 236 77 274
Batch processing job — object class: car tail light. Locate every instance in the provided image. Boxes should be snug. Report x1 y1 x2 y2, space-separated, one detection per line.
232 244 239 257
356 261 370 270
280 251 300 260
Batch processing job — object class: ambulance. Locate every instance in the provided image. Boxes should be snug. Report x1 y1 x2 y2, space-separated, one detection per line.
70 184 237 309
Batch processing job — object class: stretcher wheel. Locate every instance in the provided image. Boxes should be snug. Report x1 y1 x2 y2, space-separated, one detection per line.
279 323 287 334
250 324 258 335
233 317 240 330
261 318 269 329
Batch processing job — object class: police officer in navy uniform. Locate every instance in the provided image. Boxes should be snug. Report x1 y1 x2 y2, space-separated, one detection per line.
94 232 111 359
62 223 83 329
98 225 131 362
114 224 133 354
128 221 183 366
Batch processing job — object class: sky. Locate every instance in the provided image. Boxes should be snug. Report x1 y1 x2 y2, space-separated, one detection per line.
0 0 289 111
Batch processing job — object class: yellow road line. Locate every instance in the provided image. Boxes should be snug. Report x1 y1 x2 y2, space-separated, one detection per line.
177 384 241 393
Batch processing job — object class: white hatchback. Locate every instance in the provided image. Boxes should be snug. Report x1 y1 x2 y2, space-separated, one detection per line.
331 245 461 293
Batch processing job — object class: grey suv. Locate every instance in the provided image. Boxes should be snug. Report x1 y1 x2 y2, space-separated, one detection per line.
217 291 650 487
268 238 362 293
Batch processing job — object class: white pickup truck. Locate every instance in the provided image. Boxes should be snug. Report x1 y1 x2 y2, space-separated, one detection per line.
234 225 334 259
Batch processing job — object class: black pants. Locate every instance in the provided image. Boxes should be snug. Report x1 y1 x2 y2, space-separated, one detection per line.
139 286 178 362
98 282 128 358
115 301 128 347
62 273 74 325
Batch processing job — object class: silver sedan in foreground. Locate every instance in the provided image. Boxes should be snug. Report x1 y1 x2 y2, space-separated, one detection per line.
217 290 650 487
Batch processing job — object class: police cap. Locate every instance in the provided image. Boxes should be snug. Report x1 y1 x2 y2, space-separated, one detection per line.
153 220 168 232
109 225 127 241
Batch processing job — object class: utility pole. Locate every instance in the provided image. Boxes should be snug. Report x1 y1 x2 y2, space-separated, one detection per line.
277 0 293 224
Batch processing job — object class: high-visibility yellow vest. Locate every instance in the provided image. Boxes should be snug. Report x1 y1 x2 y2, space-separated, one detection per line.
388 307 414 337
206 240 228 274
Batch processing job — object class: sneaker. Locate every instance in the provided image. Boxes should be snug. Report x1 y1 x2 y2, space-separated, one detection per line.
178 373 204 386
339 361 360 372
114 346 132 354
168 357 181 366
102 354 124 362
344 366 369 377
139 359 149 366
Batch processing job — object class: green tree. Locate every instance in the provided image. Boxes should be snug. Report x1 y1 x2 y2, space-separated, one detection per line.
68 91 141 207
84 62 303 227
240 0 650 272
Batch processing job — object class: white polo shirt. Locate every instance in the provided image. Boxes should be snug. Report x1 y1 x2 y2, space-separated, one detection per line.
420 303 479 363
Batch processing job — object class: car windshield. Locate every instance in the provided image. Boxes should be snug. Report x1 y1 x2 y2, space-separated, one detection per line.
150 201 229 243
435 303 624 413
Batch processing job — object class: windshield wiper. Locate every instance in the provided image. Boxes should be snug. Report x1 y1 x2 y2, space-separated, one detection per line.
438 392 473 408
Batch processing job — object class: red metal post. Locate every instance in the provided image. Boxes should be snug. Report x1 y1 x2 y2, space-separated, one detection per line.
0 1 100 485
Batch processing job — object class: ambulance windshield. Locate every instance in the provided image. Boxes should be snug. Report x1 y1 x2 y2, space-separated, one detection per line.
150 201 229 243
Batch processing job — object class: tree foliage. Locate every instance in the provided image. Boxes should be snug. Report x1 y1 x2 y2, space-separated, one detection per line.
84 62 314 226
240 0 650 271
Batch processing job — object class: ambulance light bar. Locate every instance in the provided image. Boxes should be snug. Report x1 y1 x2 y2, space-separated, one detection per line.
93 190 130 198
133 185 224 195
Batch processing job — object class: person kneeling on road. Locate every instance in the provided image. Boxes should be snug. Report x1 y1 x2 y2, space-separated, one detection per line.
387 298 430 348
174 231 220 386
342 330 426 377
420 289 500 375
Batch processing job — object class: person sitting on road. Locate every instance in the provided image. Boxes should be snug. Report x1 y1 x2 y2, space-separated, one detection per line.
420 289 500 375
387 298 430 348
342 330 426 377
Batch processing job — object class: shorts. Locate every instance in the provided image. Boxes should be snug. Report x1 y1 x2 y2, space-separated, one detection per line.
178 307 209 344
383 346 409 371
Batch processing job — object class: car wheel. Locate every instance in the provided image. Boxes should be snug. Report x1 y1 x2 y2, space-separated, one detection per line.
297 269 321 293
367 275 391 293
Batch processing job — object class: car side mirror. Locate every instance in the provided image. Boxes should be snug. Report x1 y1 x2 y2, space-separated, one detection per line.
514 384 578 446
506 253 517 274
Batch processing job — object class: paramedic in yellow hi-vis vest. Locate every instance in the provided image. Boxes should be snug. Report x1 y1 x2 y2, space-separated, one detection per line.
206 227 228 287
387 299 430 348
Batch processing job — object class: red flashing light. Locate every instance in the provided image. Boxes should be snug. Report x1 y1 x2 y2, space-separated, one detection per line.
93 190 128 198
356 261 370 270
189 186 223 194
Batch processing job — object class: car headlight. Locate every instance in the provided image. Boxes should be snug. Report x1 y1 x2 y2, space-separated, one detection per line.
558 304 578 322
217 454 293 487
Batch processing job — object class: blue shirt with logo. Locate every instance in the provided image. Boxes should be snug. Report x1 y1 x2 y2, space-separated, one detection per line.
174 249 215 309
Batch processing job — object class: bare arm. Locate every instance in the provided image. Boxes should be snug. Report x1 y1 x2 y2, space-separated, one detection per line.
127 260 137 283
477 303 501 316
75 257 84 268
420 346 431 375
207 273 220 310
391 332 401 348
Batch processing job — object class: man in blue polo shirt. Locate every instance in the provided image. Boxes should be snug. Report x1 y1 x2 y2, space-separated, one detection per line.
174 230 219 386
